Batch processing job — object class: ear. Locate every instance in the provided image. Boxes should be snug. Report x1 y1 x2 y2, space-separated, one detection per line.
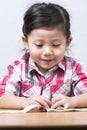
22 36 29 50
66 36 72 49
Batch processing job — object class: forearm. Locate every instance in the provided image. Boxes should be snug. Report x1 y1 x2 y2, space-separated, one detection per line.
51 93 87 109
74 93 87 108
0 94 29 109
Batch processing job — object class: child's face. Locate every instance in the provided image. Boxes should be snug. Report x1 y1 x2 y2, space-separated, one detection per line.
22 28 72 74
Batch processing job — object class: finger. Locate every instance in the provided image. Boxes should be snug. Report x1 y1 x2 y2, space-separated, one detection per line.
35 97 51 108
52 97 61 106
42 96 51 107
51 100 64 109
64 103 69 110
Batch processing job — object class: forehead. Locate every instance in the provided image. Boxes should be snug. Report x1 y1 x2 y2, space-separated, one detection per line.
29 28 66 39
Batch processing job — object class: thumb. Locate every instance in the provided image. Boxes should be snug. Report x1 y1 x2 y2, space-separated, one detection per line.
64 103 69 110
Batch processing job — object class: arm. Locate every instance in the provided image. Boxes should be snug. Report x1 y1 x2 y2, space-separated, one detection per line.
51 62 87 109
0 94 51 109
51 93 87 109
0 58 29 109
0 94 28 109
0 59 51 109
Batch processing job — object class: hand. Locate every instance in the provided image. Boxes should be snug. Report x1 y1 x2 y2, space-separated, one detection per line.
51 94 76 109
26 95 51 109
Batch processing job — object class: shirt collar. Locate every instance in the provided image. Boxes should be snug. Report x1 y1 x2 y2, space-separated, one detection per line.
28 57 66 75
58 57 66 71
28 57 43 75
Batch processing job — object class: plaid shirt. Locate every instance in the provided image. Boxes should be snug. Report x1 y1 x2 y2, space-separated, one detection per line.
0 53 87 99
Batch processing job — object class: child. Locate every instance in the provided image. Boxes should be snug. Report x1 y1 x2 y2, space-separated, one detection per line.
0 2 87 110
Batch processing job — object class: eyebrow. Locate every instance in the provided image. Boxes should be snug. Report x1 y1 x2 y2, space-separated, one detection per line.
33 38 62 42
51 38 62 41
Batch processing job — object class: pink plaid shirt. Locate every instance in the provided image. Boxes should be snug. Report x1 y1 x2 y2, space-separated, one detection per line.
0 53 87 99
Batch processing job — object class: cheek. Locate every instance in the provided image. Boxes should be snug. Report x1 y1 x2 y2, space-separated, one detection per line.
29 48 40 59
54 48 66 59
54 49 65 55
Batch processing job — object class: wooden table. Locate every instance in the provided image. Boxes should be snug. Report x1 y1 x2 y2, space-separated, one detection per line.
0 111 87 130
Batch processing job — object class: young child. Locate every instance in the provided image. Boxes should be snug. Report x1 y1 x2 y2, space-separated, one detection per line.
0 2 87 110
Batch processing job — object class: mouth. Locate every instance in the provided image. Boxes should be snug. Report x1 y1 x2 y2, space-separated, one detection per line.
41 59 54 62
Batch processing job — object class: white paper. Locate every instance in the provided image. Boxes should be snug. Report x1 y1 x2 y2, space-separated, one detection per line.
0 105 87 113
0 104 40 113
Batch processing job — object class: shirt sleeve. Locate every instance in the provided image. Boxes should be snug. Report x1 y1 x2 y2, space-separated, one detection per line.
72 62 87 95
0 61 22 96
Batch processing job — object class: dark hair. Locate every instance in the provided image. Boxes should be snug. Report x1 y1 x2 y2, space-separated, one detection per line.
22 2 71 39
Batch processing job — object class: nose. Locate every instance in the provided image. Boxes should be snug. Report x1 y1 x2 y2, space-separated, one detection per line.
43 45 53 55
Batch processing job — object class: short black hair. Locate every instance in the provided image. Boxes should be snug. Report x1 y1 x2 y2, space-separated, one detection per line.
22 2 71 39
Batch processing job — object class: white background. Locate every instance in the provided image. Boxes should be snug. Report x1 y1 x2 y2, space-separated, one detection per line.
0 0 87 80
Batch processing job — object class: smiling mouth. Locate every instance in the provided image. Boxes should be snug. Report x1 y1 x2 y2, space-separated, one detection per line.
41 59 54 62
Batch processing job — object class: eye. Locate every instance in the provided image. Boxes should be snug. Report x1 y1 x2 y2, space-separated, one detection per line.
52 44 61 47
34 43 43 47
